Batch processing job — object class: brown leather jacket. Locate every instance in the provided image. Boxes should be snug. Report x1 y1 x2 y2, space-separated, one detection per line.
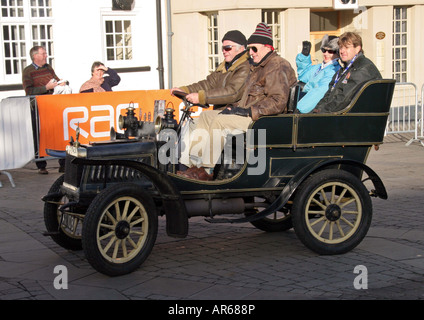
236 51 297 121
180 52 251 109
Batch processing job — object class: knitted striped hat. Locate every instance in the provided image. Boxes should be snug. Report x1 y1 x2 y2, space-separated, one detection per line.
248 22 273 46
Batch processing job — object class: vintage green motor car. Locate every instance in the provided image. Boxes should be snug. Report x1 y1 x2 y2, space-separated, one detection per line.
42 79 395 276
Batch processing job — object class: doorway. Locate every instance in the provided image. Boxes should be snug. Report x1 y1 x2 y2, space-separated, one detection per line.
310 10 341 64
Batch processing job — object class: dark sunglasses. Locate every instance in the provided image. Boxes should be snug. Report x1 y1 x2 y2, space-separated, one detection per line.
321 48 336 54
222 45 234 52
247 46 259 53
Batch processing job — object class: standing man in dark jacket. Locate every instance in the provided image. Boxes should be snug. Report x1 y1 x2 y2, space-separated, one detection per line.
313 32 382 113
179 23 297 180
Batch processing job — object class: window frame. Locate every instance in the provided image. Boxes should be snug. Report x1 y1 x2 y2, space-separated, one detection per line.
101 10 137 69
262 9 282 56
0 0 54 84
392 6 408 83
207 12 219 74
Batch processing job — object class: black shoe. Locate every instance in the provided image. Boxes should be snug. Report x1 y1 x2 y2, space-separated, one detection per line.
59 166 65 173
38 168 48 174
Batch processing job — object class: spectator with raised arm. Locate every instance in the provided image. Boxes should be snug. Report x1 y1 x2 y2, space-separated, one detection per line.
295 35 341 113
79 62 121 93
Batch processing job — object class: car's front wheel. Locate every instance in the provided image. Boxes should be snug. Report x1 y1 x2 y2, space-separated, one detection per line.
82 183 158 276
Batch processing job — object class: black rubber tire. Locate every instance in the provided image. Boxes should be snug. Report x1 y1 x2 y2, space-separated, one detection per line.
82 183 158 276
43 175 83 250
292 169 372 255
250 212 292 232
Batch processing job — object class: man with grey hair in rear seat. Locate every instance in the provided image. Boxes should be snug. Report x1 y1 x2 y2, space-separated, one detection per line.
312 32 382 113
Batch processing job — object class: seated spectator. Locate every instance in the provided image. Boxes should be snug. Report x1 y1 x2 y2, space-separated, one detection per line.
313 32 382 113
296 35 341 113
79 62 121 93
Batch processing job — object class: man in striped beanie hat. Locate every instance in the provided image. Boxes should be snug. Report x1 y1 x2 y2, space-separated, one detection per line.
247 22 273 47
221 22 297 118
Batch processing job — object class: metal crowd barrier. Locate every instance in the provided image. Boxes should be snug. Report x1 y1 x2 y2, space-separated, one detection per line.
419 84 424 142
386 82 424 146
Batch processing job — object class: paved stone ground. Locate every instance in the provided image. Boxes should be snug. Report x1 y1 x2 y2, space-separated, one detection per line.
0 135 423 301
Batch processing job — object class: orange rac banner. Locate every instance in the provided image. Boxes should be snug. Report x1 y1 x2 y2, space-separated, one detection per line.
36 90 198 157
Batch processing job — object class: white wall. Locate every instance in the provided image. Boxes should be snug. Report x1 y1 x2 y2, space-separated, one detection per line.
0 0 168 101
52 0 163 93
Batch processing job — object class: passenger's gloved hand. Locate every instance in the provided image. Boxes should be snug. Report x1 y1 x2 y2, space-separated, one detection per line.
219 106 251 117
301 41 311 56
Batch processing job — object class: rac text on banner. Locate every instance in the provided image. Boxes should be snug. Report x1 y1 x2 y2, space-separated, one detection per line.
36 90 188 157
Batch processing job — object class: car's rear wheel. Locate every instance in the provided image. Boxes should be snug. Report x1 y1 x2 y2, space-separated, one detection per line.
246 196 292 232
292 169 372 255
82 183 158 276
249 210 292 232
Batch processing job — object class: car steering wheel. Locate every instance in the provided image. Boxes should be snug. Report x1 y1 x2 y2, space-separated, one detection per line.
172 90 209 108
172 90 209 135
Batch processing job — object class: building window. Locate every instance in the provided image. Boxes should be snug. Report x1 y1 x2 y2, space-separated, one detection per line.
1 0 24 17
30 0 52 18
3 24 26 75
310 11 339 32
0 0 54 82
207 12 219 73
309 10 341 64
393 7 407 82
31 24 54 64
105 19 133 61
262 10 282 55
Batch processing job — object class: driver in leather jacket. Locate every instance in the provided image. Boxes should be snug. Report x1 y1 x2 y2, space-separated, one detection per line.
171 30 250 110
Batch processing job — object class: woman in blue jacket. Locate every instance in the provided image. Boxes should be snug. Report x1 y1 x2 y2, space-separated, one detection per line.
296 35 341 113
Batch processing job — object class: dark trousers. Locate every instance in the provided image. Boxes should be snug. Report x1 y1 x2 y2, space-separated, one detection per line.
36 158 65 169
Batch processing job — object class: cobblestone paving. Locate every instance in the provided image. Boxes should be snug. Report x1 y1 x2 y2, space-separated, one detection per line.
0 139 423 300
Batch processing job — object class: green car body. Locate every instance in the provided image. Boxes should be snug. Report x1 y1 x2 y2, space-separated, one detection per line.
43 79 395 276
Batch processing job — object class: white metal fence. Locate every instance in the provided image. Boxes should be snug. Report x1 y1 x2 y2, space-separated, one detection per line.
386 82 424 146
